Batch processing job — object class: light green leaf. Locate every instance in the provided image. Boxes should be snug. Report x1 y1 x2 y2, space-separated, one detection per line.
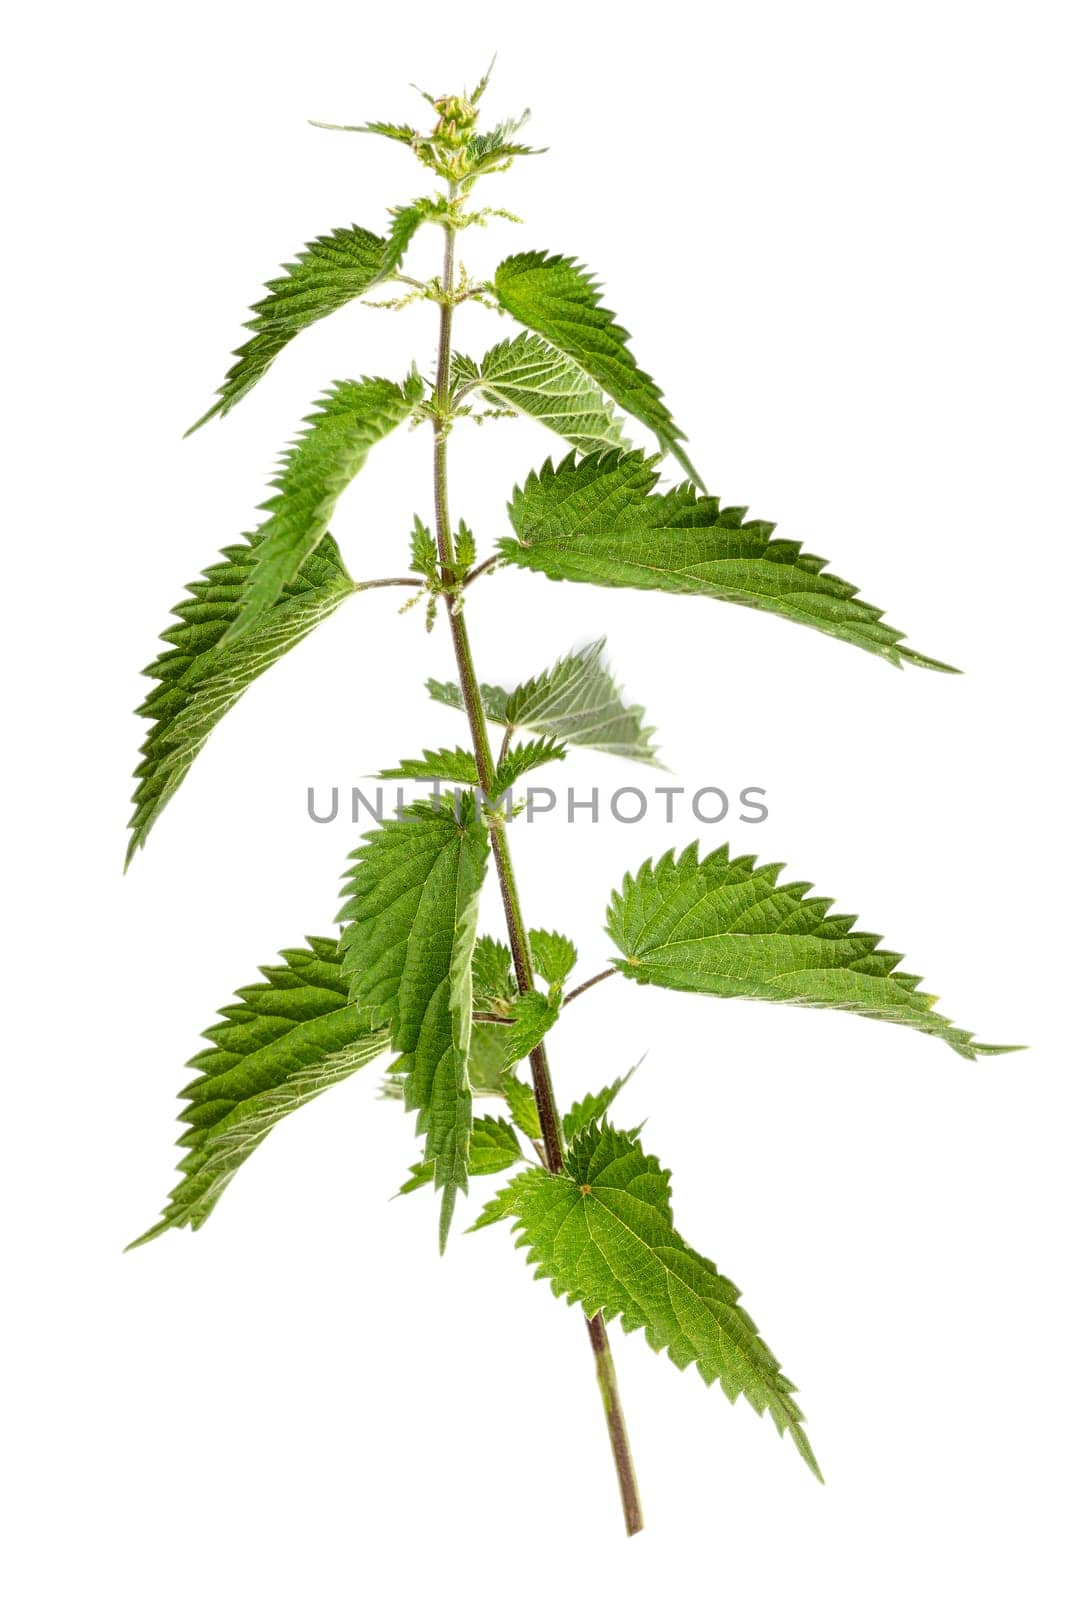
474 1121 820 1478
472 937 517 1013
491 737 568 799
498 990 561 1071
529 930 578 990
374 740 565 799
428 639 658 764
503 451 954 671
562 1067 636 1145
409 513 437 579
454 519 477 575
502 1076 542 1141
340 795 490 1244
427 677 511 724
128 534 354 862
607 843 1019 1060
398 1115 523 1194
466 112 545 177
129 937 389 1245
493 252 701 485
378 749 481 786
188 223 419 432
468 1023 515 1094
455 333 629 455
225 373 423 643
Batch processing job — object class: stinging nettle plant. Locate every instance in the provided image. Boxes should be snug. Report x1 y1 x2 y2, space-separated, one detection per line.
128 67 1019 1536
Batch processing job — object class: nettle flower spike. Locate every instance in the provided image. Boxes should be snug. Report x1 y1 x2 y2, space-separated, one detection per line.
127 66 1020 1542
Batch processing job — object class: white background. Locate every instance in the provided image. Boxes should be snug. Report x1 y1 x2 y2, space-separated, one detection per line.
4 2 1064 1595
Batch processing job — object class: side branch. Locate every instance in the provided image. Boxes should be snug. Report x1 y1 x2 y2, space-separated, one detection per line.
563 968 617 1008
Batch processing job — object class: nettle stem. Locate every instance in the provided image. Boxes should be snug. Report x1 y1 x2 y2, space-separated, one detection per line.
429 196 643 1537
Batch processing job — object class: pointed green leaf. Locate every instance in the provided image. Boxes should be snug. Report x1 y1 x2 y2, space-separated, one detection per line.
493 252 701 484
498 990 561 1071
466 112 545 176
456 333 629 455
607 843 1019 1060
502 1075 542 1141
503 451 954 671
467 1023 515 1094
225 373 423 643
472 936 518 1013
409 513 437 579
340 795 490 1239
454 518 477 575
529 930 578 990
491 737 568 799
129 937 389 1245
398 1115 523 1194
476 1121 820 1477
188 221 420 432
378 748 481 786
128 534 354 861
427 639 658 764
427 677 511 724
562 1067 636 1145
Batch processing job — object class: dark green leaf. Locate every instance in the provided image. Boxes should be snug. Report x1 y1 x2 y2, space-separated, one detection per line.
494 252 701 484
607 843 1019 1059
503 451 955 671
225 373 423 643
474 1122 820 1478
399 1115 523 1194
129 937 389 1245
128 534 353 861
340 795 490 1244
188 224 417 432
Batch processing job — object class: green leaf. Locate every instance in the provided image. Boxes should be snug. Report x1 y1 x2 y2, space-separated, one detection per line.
475 1121 820 1478
409 514 437 579
468 1023 515 1094
472 937 517 1013
502 1076 542 1141
427 639 658 764
498 990 561 1072
454 519 477 575
398 1115 523 1194
466 112 545 177
529 929 578 990
340 795 490 1244
493 252 701 485
374 740 565 799
129 937 389 1245
188 223 419 432
128 533 353 861
491 737 568 799
562 1068 637 1145
225 373 423 643
456 333 629 455
607 843 1019 1060
378 749 481 786
427 676 511 724
503 451 955 671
